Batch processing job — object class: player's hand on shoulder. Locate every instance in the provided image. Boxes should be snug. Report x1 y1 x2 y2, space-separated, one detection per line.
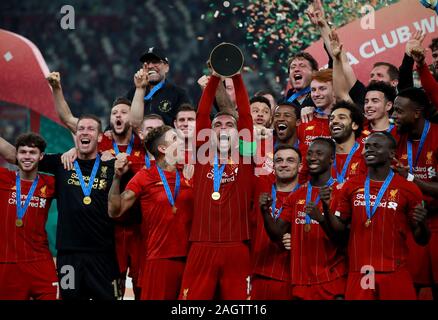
61 147 78 171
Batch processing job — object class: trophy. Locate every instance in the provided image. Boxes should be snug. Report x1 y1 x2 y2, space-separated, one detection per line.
209 42 244 77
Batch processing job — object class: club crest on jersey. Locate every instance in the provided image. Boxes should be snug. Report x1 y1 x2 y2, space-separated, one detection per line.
298 199 305 205
134 151 140 157
363 130 371 136
158 100 172 113
99 179 107 190
39 185 47 197
305 126 315 131
388 189 398 201
101 166 108 178
350 162 358 174
426 151 433 165
401 154 407 160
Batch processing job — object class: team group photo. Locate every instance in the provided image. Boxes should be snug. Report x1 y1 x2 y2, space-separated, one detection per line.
1 0 438 302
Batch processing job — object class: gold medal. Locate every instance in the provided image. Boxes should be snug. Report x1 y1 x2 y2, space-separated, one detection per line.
365 219 371 228
304 224 311 232
16 219 23 227
172 206 177 214
83 196 92 205
211 192 221 201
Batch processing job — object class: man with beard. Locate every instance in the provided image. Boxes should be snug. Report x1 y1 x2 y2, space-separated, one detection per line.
260 138 347 300
360 82 398 144
329 101 366 184
298 101 366 185
327 132 429 300
0 133 57 300
47 73 145 299
0 116 121 300
297 69 334 155
178 71 255 300
392 88 438 299
126 47 190 125
250 145 301 300
255 102 300 178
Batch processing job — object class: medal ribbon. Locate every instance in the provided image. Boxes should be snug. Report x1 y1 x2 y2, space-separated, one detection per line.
364 170 394 222
144 80 165 101
145 153 151 169
305 177 335 224
156 166 180 208
113 134 134 156
15 172 39 221
73 155 101 199
271 183 301 220
333 142 360 184
407 120 430 174
287 87 311 104
213 154 226 195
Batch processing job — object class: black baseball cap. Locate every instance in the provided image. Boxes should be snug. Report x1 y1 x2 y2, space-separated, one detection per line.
139 47 169 64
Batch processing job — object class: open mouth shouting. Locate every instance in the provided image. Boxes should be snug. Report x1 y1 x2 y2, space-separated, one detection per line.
275 123 289 138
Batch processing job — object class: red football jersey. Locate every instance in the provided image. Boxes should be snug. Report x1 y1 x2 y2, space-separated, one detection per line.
297 116 331 155
251 176 294 281
359 121 399 145
126 166 193 260
0 168 55 263
334 174 423 272
331 144 367 184
282 182 347 285
190 160 254 242
191 73 255 242
98 133 146 173
396 122 438 230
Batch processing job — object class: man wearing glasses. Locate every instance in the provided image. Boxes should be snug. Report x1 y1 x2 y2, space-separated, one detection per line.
127 47 191 126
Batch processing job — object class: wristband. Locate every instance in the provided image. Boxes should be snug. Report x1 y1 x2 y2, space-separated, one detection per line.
407 173 415 182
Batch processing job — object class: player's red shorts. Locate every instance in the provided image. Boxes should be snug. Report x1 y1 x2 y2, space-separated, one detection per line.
251 275 293 300
407 231 438 286
115 224 142 284
291 276 347 300
139 257 185 300
0 259 58 300
179 242 251 300
345 267 416 300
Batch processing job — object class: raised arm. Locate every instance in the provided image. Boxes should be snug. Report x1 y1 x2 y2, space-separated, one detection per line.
329 30 354 103
130 69 148 130
196 74 220 134
108 154 137 218
46 72 78 133
410 45 438 110
0 135 16 164
197 75 235 115
306 0 334 60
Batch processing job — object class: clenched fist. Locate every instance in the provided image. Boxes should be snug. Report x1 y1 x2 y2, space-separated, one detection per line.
259 192 273 215
46 72 61 90
114 153 130 178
